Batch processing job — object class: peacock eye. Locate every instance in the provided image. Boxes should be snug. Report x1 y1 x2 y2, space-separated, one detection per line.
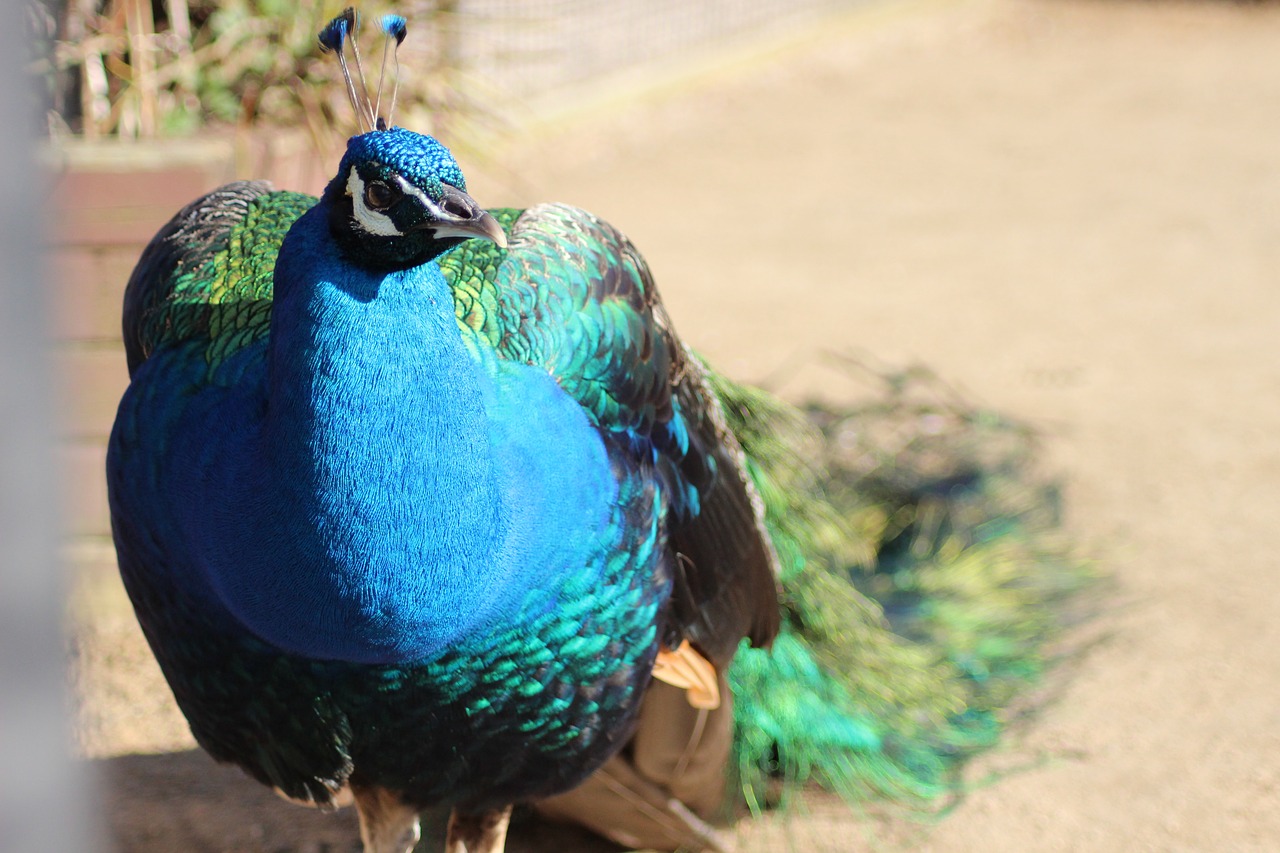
363 181 399 211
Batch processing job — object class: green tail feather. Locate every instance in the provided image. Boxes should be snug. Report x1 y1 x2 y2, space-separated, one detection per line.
707 364 1092 814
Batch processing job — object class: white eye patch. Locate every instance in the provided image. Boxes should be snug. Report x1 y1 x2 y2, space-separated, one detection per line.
346 169 404 237
393 175 449 220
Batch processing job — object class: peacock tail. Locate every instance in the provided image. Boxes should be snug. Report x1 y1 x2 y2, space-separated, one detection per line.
708 367 1091 814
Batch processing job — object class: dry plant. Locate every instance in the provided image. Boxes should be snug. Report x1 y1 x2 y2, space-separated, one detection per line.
33 0 497 151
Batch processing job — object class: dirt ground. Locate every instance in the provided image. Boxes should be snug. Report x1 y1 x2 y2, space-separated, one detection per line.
72 0 1280 850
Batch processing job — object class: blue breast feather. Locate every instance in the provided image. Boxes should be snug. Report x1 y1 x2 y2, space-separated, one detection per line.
111 203 649 666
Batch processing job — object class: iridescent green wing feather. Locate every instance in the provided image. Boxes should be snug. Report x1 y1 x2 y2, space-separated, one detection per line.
441 203 780 664
122 181 316 376
445 204 671 435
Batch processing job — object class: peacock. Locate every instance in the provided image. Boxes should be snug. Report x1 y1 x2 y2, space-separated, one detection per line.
107 10 1086 853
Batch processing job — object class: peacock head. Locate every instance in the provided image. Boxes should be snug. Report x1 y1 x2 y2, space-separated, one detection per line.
318 9 505 271
324 127 506 271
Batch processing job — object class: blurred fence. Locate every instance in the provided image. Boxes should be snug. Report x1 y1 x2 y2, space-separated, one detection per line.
51 160 218 563
449 0 853 101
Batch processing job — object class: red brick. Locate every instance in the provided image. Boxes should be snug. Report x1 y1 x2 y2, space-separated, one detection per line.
49 248 98 340
60 440 110 538
56 346 130 440
49 168 212 246
98 245 145 286
50 246 139 343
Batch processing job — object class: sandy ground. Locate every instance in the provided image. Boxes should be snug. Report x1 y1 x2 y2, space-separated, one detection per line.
72 0 1280 850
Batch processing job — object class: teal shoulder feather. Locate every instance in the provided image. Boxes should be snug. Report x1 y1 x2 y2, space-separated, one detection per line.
442 203 674 436
122 182 315 375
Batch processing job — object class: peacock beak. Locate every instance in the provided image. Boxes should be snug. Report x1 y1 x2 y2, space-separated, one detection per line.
422 184 508 249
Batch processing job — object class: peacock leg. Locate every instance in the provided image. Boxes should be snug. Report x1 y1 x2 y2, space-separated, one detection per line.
352 785 422 853
444 804 514 853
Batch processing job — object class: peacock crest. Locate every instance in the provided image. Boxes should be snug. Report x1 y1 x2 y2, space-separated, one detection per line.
314 9 505 268
318 7 408 133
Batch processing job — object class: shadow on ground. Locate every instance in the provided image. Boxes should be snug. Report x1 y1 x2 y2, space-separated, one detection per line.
93 750 622 853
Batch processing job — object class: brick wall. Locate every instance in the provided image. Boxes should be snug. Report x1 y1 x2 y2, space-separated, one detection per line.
49 139 333 561
52 166 216 549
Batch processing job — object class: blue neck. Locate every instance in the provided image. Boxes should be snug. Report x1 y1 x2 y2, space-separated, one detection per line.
208 205 508 663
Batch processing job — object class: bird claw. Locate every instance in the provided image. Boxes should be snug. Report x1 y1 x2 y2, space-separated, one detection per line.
445 805 514 853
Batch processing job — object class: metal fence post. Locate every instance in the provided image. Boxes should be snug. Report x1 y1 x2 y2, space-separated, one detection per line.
0 0 97 849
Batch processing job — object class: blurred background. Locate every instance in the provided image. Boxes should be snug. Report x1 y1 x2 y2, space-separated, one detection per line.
14 0 1280 850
